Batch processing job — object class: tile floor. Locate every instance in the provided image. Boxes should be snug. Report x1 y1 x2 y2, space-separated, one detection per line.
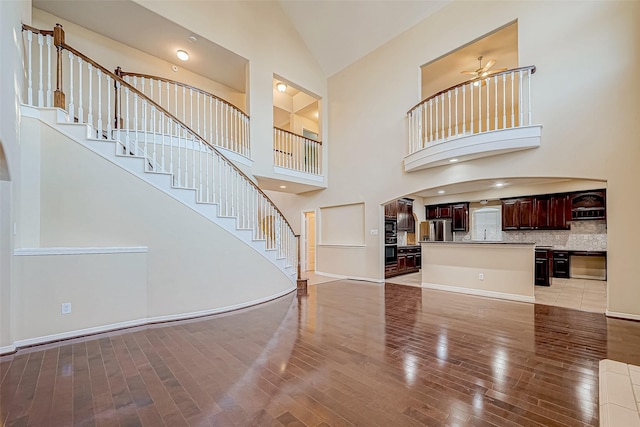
535 277 607 313
600 359 640 426
303 271 608 313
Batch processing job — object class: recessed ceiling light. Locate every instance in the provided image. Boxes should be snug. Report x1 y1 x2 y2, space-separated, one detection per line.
494 182 505 188
279 185 286 189
449 158 458 163
188 35 198 43
437 190 445 194
176 50 189 61
276 83 287 93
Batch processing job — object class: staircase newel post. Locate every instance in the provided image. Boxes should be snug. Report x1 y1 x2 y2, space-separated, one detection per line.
296 234 308 295
53 23 65 109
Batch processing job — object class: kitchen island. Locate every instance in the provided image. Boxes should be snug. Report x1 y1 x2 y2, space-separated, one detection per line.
420 241 535 303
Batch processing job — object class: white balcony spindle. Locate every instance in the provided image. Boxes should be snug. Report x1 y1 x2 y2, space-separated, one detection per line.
485 77 489 132
511 72 515 127
125 86 130 153
435 97 439 140
502 73 506 129
462 85 466 134
494 75 498 131
528 69 533 125
447 91 451 138
470 82 474 134
106 76 112 138
519 70 524 126
441 94 445 139
454 87 459 136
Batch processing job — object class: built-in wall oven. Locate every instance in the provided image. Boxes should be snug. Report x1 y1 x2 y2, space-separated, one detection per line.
385 219 397 245
385 244 398 265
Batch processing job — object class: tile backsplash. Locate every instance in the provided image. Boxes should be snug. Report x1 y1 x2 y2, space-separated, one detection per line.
456 221 607 250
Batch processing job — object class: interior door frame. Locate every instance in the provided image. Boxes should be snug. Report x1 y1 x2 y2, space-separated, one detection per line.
300 210 316 272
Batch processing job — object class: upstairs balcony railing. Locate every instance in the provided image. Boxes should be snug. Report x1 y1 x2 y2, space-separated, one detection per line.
22 24 297 273
407 66 536 155
273 127 322 175
117 70 250 159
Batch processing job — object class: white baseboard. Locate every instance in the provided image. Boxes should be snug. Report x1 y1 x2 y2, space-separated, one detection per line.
605 310 640 321
314 270 384 284
0 344 17 356
10 287 295 351
421 282 535 303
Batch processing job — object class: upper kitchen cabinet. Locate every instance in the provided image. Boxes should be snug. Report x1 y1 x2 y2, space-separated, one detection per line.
426 204 452 220
384 201 398 219
502 197 545 230
397 198 415 232
451 203 469 232
549 194 571 230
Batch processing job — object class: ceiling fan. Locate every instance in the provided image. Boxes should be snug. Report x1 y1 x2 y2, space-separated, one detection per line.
460 56 506 82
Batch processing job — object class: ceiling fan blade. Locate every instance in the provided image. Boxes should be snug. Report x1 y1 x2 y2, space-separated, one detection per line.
461 70 478 75
482 59 496 71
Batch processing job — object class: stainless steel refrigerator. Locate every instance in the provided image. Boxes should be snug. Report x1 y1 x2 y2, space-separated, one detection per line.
428 219 453 242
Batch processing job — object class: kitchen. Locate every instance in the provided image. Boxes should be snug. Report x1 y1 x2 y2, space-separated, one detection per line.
385 186 607 312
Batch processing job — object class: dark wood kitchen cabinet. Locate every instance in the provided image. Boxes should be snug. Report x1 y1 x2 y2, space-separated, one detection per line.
535 249 552 286
502 199 519 230
451 203 469 232
397 198 415 232
384 201 397 219
518 197 535 229
393 246 421 277
426 204 452 220
502 196 556 230
549 194 571 230
534 196 550 229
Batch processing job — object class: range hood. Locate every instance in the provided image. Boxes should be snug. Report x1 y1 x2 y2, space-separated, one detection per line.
571 190 606 220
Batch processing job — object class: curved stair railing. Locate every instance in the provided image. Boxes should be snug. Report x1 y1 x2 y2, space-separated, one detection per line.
116 69 250 159
407 65 537 154
22 24 297 275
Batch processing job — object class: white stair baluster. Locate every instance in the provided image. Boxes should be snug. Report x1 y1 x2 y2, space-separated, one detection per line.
125 85 130 154
27 31 33 105
133 78 139 155
97 70 102 137
68 52 74 121
37 33 44 106
46 34 52 107
77 57 83 123
209 97 213 148
197 91 200 135
87 64 93 130
106 75 112 139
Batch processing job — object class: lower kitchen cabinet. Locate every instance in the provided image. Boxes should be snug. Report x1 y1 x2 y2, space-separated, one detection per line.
535 249 552 286
386 246 421 278
553 251 570 278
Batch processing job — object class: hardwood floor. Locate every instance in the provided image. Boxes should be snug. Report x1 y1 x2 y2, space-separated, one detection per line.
2 280 640 426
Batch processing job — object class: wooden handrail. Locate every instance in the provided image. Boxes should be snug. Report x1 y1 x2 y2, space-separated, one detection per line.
21 24 54 36
407 65 537 115
274 126 322 145
116 70 248 117
23 24 294 235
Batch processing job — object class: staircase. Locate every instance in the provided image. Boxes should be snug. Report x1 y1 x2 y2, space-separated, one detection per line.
22 24 297 285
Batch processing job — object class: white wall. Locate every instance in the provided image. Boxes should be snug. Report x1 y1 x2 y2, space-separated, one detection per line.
266 2 640 318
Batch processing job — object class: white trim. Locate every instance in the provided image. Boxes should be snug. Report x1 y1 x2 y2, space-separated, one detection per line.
404 125 542 172
14 246 149 256
605 310 640 321
0 344 17 356
315 270 384 284
316 244 366 248
273 166 324 182
421 282 535 303
11 287 296 350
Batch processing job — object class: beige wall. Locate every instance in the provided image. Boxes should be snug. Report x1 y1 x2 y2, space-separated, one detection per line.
1 0 31 351
134 0 328 184
421 242 535 301
10 117 293 346
268 2 640 318
32 9 247 112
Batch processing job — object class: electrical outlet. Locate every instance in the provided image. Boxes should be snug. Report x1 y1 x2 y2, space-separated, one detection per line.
478 273 484 280
61 302 71 315
370 229 379 235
